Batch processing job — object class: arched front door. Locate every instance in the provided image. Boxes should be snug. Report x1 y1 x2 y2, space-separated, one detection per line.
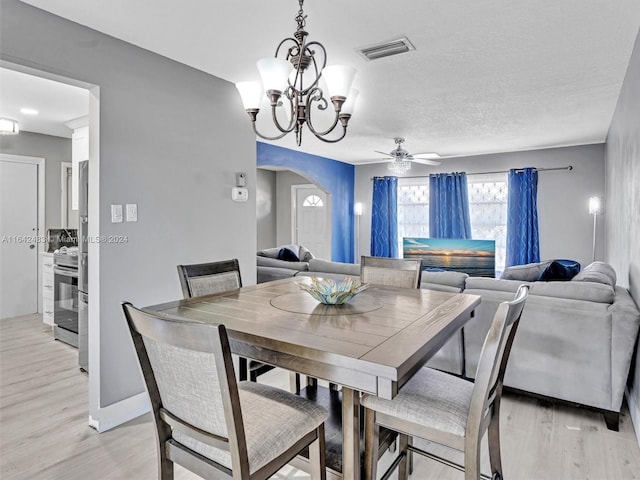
292 184 331 260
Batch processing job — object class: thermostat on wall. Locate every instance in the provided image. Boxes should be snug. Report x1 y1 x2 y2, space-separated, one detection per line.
232 187 249 202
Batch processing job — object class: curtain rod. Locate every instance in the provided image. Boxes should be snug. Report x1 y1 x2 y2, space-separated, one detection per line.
370 165 573 180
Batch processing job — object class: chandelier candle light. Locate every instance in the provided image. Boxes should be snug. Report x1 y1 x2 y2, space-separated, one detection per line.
236 0 358 146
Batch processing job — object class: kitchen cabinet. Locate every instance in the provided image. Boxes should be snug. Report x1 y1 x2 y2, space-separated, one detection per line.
70 123 89 210
41 252 54 325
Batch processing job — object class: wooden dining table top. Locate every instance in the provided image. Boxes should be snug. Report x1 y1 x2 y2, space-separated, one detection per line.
144 277 481 400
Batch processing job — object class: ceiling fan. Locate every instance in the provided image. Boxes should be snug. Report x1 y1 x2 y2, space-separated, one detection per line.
370 137 441 173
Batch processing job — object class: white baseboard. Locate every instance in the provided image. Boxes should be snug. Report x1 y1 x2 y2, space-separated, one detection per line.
88 392 150 433
626 387 640 448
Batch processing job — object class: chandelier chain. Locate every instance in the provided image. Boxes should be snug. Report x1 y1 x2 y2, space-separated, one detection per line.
295 0 307 30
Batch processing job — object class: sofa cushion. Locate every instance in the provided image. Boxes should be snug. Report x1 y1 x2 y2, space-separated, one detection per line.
257 256 309 271
572 261 617 287
537 260 580 282
421 271 468 291
465 276 614 303
530 281 614 303
501 261 551 281
465 277 524 293
298 245 315 262
278 247 300 262
257 266 298 283
257 247 281 259
308 258 360 276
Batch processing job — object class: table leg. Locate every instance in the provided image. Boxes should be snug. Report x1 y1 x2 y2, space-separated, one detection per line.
342 387 361 480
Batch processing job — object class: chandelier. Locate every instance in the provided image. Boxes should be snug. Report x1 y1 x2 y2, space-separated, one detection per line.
235 0 358 146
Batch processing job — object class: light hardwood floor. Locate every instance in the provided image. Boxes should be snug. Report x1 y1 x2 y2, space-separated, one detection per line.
1 313 639 480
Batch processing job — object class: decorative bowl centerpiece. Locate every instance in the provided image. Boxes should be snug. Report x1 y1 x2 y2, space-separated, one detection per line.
298 277 369 305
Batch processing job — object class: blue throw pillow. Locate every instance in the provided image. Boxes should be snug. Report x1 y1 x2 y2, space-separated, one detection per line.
278 247 300 262
537 260 581 281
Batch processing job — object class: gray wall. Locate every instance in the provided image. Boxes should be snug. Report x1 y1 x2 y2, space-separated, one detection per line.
1 0 256 415
355 144 605 270
256 168 276 250
276 170 313 247
0 131 71 233
604 27 640 442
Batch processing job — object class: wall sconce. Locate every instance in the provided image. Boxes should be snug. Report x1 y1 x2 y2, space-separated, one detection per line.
588 195 603 261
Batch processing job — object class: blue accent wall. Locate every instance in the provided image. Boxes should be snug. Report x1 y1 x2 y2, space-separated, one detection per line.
257 142 355 263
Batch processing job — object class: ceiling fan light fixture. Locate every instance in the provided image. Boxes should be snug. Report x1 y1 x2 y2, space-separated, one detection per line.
388 160 411 174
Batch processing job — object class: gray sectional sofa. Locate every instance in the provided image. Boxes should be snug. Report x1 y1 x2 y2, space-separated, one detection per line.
257 245 360 283
422 261 640 430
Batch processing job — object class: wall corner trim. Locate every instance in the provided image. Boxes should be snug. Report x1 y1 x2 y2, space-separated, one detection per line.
91 392 150 433
625 386 640 448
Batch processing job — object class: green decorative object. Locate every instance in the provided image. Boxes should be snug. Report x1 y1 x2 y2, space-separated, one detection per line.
298 276 369 305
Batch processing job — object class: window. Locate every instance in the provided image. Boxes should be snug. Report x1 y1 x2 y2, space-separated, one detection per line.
396 174 508 275
397 178 429 254
467 174 508 275
302 195 323 207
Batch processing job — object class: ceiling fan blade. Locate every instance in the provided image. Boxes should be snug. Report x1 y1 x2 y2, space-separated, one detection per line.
359 158 395 164
411 158 441 166
374 150 395 158
410 151 441 159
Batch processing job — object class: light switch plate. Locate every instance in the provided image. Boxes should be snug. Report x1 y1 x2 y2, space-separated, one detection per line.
126 203 138 222
111 204 123 223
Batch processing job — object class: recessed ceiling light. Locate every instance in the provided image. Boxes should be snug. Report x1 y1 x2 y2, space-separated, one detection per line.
20 108 39 115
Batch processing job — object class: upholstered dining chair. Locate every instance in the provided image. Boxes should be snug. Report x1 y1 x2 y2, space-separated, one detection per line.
177 259 274 383
362 284 530 480
360 256 422 289
122 302 328 480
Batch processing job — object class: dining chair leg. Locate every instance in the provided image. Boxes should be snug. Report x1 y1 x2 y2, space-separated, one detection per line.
464 432 482 480
309 424 327 480
488 410 503 480
397 434 410 480
238 357 248 382
364 408 380 480
159 440 174 480
408 436 414 475
289 372 301 394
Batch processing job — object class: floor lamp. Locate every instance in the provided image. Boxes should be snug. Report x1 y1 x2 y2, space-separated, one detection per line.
589 196 603 261
354 202 363 262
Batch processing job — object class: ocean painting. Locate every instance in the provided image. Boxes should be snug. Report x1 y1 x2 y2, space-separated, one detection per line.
403 237 496 277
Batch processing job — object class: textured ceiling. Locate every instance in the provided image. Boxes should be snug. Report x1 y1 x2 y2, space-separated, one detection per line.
13 0 640 164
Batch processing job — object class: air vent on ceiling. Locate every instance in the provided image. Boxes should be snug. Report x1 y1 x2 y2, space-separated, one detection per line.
357 36 415 61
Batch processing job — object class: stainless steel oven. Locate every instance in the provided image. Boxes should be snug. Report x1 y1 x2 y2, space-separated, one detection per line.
53 253 79 347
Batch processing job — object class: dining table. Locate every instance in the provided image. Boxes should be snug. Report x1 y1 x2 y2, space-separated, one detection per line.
144 276 481 480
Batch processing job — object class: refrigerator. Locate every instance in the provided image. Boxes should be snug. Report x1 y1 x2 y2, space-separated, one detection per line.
78 160 89 372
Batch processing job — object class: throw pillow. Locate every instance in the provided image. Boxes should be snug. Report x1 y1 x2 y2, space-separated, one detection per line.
537 260 580 282
257 247 282 259
572 262 617 287
278 247 300 262
501 261 551 281
299 245 315 262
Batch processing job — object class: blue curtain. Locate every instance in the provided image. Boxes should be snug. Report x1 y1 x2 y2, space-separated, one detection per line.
429 172 472 238
506 168 540 266
371 176 398 258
